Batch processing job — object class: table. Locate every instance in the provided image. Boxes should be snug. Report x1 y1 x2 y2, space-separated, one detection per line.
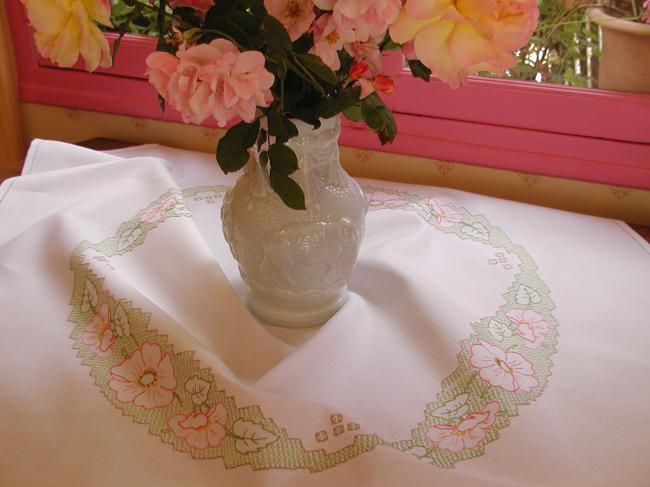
1 140 649 486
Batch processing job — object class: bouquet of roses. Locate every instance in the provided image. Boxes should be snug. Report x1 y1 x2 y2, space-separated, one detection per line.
21 0 539 208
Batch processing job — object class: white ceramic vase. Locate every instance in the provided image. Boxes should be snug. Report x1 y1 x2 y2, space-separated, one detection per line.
221 116 368 327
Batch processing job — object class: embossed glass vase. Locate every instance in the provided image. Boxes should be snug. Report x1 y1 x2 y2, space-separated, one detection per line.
221 116 368 327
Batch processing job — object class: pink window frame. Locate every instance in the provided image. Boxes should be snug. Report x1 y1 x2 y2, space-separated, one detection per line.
6 0 650 189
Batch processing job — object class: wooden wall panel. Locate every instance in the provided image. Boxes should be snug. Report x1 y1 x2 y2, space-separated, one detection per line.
0 0 26 181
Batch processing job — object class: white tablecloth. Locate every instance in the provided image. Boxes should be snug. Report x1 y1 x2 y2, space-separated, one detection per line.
1 140 649 486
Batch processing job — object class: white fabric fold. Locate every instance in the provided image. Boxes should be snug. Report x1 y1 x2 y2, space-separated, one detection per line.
0 140 648 486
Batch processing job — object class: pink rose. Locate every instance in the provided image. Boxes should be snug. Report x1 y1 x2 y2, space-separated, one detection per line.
169 0 214 15
146 40 274 127
372 75 394 95
265 0 316 40
344 40 383 73
310 14 349 71
390 0 539 88
146 52 180 101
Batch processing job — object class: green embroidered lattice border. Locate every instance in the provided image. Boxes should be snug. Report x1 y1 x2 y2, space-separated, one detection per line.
67 185 558 472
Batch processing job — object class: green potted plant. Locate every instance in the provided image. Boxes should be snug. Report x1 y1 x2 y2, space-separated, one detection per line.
588 0 650 92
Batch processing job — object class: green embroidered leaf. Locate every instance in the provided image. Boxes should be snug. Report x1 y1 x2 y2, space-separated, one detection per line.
232 420 278 453
431 393 469 419
461 222 489 241
515 285 542 305
113 303 130 337
488 319 513 342
81 279 99 313
402 446 429 458
185 376 211 405
117 226 143 252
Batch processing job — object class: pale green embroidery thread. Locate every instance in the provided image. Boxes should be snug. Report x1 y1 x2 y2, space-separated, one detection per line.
67 185 558 472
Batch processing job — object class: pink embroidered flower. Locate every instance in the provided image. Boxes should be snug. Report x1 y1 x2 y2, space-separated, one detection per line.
169 0 214 15
426 401 500 452
470 340 538 392
507 309 549 349
108 342 177 409
168 403 228 450
390 0 539 88
265 0 316 40
21 0 113 72
140 195 182 224
81 303 115 359
428 199 463 228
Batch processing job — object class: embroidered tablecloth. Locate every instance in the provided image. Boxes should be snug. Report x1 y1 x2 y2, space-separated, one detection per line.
1 140 649 486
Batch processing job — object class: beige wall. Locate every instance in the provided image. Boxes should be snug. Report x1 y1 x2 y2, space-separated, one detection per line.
20 102 650 226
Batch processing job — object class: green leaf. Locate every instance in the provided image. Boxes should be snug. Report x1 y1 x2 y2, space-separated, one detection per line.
295 53 338 86
342 104 363 123
406 59 431 82
270 170 305 210
361 93 397 145
289 108 321 129
268 112 298 140
216 120 260 173
262 15 292 56
205 16 254 49
241 0 268 23
314 86 361 119
268 143 298 175
205 0 237 18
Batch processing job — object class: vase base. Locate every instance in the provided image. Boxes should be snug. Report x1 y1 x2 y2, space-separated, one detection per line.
248 288 348 328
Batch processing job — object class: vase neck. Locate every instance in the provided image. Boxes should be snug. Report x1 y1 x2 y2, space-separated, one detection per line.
251 116 345 210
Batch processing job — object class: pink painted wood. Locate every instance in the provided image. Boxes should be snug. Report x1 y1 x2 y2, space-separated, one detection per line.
6 0 650 188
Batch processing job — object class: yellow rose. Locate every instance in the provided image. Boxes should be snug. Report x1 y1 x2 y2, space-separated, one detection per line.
390 0 539 88
22 0 113 72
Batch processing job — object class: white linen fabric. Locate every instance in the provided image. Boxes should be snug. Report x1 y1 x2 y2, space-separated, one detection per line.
0 140 649 487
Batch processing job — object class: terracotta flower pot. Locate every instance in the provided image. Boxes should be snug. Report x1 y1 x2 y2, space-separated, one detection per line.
588 7 650 93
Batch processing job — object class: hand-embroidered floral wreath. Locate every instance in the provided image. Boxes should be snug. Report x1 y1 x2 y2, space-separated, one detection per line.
68 185 558 472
